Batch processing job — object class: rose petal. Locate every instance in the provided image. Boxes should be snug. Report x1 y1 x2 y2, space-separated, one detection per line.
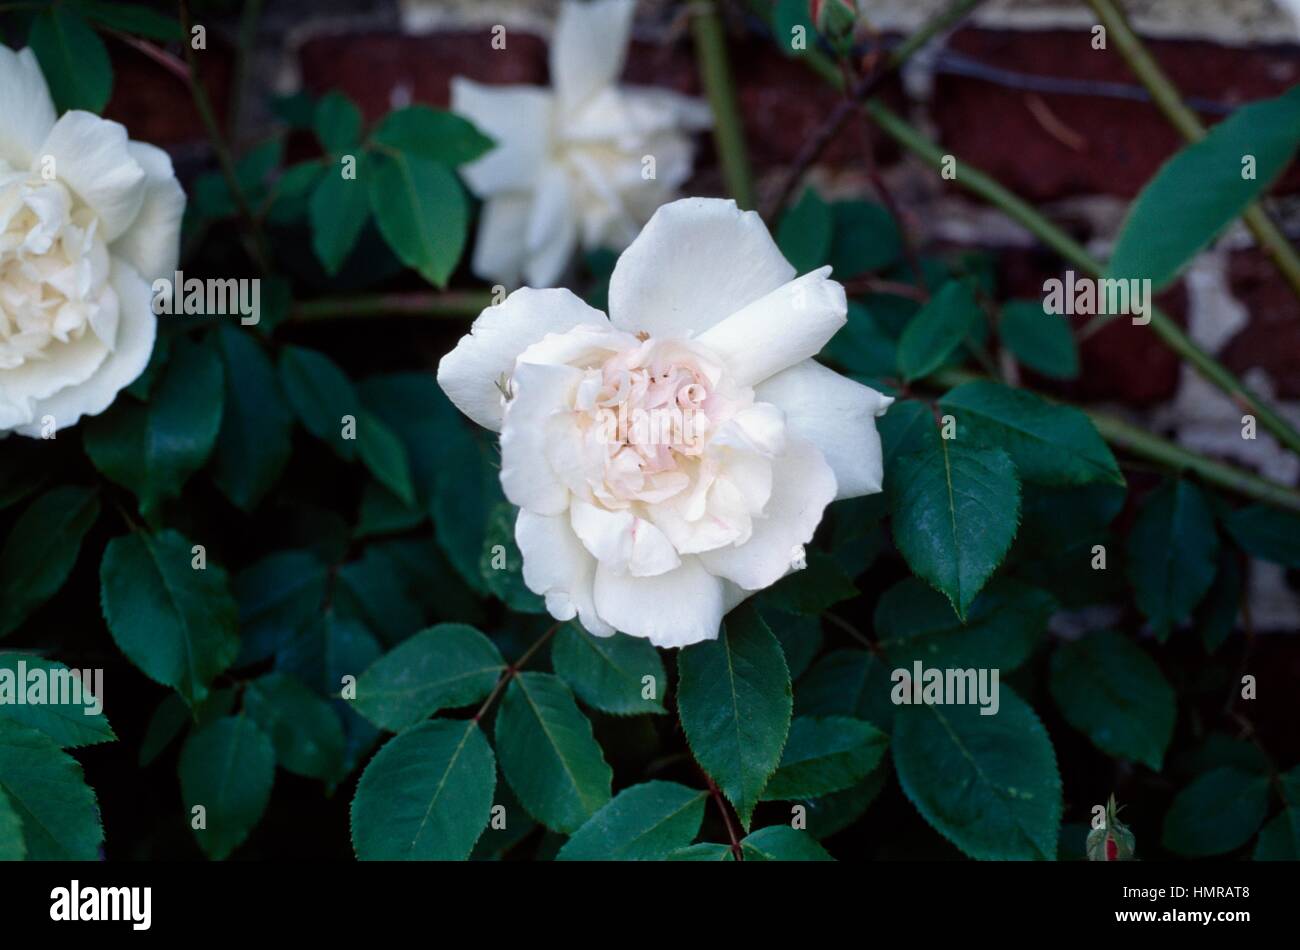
756 359 893 499
698 437 837 590
39 111 147 242
437 287 608 432
516 508 614 637
500 360 581 516
550 0 636 113
694 266 846 387
452 78 553 196
13 259 155 436
110 142 185 283
608 197 795 338
470 192 531 287
593 554 725 647
0 47 57 170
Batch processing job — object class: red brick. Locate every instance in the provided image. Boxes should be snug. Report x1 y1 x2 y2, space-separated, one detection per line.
934 29 1300 202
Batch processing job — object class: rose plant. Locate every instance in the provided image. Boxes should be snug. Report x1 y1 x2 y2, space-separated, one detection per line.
0 0 1299 868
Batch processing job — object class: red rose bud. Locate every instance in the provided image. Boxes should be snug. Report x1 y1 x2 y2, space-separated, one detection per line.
809 0 858 50
1086 794 1137 861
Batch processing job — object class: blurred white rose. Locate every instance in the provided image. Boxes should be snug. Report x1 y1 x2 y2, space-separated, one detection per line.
438 198 893 647
451 0 711 289
0 45 184 437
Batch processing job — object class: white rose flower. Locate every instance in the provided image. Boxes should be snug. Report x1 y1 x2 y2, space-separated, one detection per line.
438 198 893 647
451 0 711 290
0 46 184 437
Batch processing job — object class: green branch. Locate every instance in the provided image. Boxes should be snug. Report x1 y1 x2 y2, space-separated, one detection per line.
1087 0 1300 300
290 291 495 322
691 2 756 210
930 369 1300 512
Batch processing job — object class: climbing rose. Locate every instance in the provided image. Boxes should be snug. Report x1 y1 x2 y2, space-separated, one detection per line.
450 0 710 290
0 45 184 437
437 197 892 647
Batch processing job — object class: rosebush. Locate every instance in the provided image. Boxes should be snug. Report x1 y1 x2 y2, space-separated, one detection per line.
0 0 1299 865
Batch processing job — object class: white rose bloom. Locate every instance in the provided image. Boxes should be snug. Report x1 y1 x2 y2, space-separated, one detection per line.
451 0 711 290
0 46 184 437
438 198 893 647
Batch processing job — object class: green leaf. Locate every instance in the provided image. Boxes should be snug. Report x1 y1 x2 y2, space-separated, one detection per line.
357 482 426 539
138 693 190 767
891 441 1021 619
234 549 328 667
212 326 293 511
370 106 494 166
1224 504 1300 569
28 7 112 112
999 300 1079 380
778 188 832 274
356 409 415 506
351 718 496 860
0 440 47 512
740 825 834 861
551 626 666 716
676 603 791 830
772 0 816 57
897 280 981 382
795 649 896 732
314 91 363 153
824 300 898 378
829 200 902 276
1198 548 1241 653
1162 767 1270 857
354 625 505 732
1049 630 1176 771
179 716 275 860
940 381 1122 486
99 529 240 705
0 655 114 748
0 487 99 637
1109 85 1300 289
761 548 857 614
1254 808 1300 860
875 576 1053 671
278 345 360 460
276 612 382 777
70 0 183 40
83 338 225 519
556 781 707 861
893 687 1062 860
368 150 468 287
761 717 887 801
309 166 370 275
245 672 346 782
1126 479 1219 640
0 785 23 861
479 503 544 613
757 605 822 680
0 719 102 860
667 842 735 861
802 769 887 839
494 672 612 833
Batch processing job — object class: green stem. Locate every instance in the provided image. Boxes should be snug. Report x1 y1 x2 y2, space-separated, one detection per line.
930 368 1300 512
1087 0 1300 300
691 2 756 210
179 1 274 274
290 291 495 321
228 0 265 140
858 97 1300 458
